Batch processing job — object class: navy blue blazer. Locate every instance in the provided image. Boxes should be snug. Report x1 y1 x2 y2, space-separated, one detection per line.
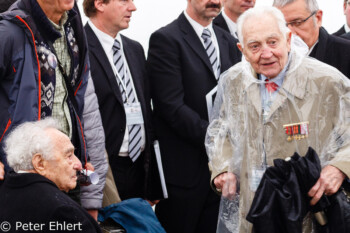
310 27 350 79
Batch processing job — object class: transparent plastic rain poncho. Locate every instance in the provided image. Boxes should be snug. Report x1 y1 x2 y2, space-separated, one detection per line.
205 46 350 233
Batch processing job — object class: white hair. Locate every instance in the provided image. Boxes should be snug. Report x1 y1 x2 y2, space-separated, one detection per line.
237 6 290 47
273 0 319 13
273 0 319 25
4 118 61 172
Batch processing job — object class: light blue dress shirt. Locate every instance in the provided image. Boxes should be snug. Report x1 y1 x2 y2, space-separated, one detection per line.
260 54 291 120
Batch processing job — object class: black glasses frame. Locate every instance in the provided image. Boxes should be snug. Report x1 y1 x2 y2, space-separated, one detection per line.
286 11 317 27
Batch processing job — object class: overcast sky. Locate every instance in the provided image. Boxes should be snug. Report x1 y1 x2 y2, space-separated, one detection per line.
78 0 346 54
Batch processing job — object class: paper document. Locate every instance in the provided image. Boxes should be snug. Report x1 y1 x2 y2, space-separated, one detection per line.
153 140 168 199
206 85 217 119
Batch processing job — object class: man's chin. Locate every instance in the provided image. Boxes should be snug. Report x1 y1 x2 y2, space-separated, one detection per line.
206 10 220 18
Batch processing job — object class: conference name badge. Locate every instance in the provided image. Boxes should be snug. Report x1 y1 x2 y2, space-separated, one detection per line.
283 121 309 142
125 102 144 126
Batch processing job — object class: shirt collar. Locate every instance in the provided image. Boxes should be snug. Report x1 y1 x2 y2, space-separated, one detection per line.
259 53 291 88
222 10 238 38
184 10 214 40
345 23 350 33
88 20 123 55
307 40 318 56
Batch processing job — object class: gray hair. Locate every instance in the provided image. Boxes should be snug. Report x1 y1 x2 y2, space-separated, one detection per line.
237 6 290 46
273 0 319 13
4 118 61 172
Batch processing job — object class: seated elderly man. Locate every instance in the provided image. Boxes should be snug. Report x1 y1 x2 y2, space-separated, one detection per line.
205 6 350 233
0 119 101 233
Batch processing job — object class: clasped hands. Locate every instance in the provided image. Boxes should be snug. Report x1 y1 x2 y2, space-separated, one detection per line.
213 165 346 205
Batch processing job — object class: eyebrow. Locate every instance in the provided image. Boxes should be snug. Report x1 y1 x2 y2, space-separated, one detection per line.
64 147 75 154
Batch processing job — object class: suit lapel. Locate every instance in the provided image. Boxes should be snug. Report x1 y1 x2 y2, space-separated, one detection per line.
214 25 233 73
213 13 230 33
122 36 143 103
266 55 307 121
85 24 124 106
310 27 328 61
178 13 215 76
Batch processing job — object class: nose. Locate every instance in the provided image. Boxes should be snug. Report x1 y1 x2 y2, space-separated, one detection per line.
211 0 220 5
287 25 297 35
129 1 137 11
72 155 82 171
261 47 273 59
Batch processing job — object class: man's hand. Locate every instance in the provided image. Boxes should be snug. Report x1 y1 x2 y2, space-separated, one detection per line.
87 209 98 221
85 162 95 171
308 165 346 206
214 172 237 199
0 162 4 180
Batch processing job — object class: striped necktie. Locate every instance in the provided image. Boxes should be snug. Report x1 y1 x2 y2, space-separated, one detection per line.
201 28 221 80
113 39 142 162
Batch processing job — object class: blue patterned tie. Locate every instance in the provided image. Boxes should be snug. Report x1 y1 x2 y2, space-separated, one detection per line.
113 39 142 162
201 28 221 80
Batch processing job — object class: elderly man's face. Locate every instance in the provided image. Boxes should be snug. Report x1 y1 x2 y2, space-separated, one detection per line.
238 14 291 79
43 129 82 192
41 0 75 13
188 0 222 23
276 0 322 49
223 0 255 20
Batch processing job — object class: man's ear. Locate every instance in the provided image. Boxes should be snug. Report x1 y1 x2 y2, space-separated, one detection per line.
32 154 46 175
344 1 347 14
237 42 243 53
286 31 292 52
94 0 105 12
315 10 323 28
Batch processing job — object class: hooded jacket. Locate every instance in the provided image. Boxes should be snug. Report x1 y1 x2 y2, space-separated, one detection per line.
0 0 108 209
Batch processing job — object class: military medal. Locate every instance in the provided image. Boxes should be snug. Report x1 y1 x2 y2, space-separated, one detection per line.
283 121 309 142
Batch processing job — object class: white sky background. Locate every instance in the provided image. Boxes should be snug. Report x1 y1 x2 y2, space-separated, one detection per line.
78 0 346 54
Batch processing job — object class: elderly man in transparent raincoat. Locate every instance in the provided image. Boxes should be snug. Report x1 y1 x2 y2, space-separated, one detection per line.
205 6 350 233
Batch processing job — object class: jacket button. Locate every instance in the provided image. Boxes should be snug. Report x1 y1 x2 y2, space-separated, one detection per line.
120 128 124 132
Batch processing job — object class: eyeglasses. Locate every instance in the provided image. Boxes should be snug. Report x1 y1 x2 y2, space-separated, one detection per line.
286 11 316 27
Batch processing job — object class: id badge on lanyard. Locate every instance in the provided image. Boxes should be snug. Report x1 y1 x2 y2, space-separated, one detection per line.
125 102 144 126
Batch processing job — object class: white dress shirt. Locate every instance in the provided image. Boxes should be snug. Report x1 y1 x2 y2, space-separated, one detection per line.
222 10 238 39
307 40 319 56
88 20 145 156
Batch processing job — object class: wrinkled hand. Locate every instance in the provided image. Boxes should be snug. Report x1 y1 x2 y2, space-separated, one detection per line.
214 172 237 199
85 162 95 171
308 165 346 206
0 162 4 180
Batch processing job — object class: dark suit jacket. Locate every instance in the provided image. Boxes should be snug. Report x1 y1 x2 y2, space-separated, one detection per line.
333 25 346 36
341 32 350 40
84 24 157 198
310 27 350 78
213 13 230 33
0 173 101 233
147 13 241 188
